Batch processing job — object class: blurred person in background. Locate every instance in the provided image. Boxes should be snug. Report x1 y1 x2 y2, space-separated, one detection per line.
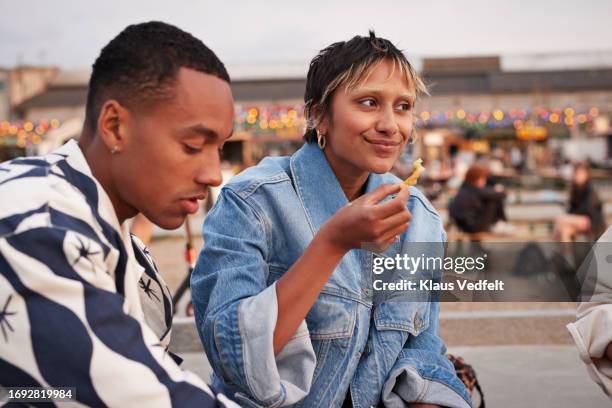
510 146 524 172
449 164 508 235
559 158 574 181
554 162 605 242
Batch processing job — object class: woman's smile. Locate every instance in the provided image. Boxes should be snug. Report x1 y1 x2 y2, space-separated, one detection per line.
362 136 402 155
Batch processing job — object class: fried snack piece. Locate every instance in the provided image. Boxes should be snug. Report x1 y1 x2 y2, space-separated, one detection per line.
402 158 425 186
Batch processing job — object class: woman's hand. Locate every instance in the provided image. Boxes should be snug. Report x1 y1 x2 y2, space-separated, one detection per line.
274 183 411 354
319 183 411 253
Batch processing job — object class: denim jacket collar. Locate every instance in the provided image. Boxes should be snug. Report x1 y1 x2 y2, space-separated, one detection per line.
289 142 386 234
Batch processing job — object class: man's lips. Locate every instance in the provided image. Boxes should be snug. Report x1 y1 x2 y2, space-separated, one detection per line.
186 193 207 201
179 194 207 214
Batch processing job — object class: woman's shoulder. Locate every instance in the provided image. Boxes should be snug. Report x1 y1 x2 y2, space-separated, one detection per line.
223 156 292 199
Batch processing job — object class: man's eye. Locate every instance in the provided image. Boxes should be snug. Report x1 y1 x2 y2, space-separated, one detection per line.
183 144 202 154
359 99 376 107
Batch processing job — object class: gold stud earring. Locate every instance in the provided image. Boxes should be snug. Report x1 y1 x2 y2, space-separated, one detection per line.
316 129 326 150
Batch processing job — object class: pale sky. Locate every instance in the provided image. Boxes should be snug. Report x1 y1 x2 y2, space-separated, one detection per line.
2 0 612 72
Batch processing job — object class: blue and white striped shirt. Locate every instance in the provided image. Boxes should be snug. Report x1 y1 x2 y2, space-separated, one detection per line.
0 140 237 407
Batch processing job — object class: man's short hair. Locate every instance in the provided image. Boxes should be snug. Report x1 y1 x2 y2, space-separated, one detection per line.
85 21 230 132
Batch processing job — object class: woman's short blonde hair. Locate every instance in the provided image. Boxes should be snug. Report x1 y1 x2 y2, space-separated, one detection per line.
303 31 428 143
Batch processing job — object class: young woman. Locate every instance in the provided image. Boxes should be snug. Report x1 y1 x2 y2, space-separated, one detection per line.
449 164 507 234
554 162 605 242
192 32 470 408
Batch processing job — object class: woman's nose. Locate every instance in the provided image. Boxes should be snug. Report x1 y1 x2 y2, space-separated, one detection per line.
375 106 399 136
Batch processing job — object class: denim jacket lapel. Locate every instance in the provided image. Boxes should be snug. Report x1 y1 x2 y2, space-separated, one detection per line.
289 142 391 234
289 142 349 234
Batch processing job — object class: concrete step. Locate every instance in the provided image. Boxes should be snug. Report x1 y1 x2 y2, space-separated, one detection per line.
170 307 578 352
440 308 575 347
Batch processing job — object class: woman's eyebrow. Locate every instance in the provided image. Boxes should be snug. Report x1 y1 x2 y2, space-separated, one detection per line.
351 86 381 95
351 86 415 100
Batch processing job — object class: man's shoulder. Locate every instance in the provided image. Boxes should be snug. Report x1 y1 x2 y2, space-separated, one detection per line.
0 150 71 187
0 153 94 239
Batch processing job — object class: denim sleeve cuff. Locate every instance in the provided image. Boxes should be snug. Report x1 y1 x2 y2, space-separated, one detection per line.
381 355 472 408
235 282 315 406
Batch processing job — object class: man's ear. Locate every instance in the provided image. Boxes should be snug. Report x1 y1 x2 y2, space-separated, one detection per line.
97 100 128 153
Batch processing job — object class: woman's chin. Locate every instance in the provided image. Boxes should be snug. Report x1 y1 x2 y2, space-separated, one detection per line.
365 160 395 174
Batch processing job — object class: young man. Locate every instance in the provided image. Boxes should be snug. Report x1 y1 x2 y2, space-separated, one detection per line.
0 22 237 407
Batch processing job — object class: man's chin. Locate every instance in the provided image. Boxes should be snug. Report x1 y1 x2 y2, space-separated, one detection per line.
150 214 186 231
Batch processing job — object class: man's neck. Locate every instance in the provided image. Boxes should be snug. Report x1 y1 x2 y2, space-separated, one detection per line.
78 134 136 224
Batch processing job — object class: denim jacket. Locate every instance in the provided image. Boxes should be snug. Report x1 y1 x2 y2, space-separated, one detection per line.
192 142 471 408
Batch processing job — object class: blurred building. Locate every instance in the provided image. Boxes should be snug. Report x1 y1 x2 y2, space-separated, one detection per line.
0 70 9 121
0 66 61 160
0 66 60 119
15 70 89 123
418 56 612 167
2 56 612 168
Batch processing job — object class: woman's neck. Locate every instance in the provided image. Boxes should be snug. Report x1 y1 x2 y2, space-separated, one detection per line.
323 149 369 202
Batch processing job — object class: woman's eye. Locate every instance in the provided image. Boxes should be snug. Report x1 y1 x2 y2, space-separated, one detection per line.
397 102 413 111
359 99 376 107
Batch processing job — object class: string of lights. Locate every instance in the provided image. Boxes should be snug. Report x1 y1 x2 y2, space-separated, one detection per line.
0 105 603 147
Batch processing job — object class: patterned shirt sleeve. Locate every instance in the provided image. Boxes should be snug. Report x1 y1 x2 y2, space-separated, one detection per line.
0 225 238 407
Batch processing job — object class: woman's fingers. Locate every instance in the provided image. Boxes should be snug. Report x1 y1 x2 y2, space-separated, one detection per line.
395 183 410 204
361 183 402 206
378 222 410 244
330 183 412 251
378 208 411 236
371 185 411 219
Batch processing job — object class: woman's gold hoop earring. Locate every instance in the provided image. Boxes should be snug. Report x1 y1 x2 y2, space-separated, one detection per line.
316 130 326 150
409 129 418 145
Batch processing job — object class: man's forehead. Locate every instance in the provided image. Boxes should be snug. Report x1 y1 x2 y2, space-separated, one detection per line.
182 123 234 140
161 70 233 124
175 67 232 93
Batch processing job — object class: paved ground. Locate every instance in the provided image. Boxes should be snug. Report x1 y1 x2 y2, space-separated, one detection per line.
179 345 610 407
447 345 610 407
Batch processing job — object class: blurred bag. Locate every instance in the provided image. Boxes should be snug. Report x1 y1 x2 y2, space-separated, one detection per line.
447 354 485 408
512 242 547 277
